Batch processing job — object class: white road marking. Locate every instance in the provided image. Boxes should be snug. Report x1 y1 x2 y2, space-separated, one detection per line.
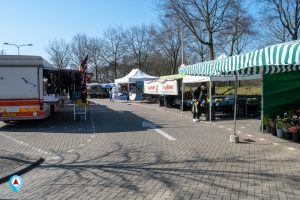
212 124 216 126
247 134 253 137
79 144 84 147
287 147 296 151
259 138 265 141
227 128 232 131
219 126 223 128
87 139 91 142
237 131 242 134
68 149 74 153
0 133 52 157
50 156 60 160
142 121 176 141
91 135 95 138
273 143 279 145
241 127 245 129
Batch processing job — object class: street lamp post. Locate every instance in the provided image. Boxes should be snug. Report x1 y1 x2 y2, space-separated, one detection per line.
180 26 184 66
3 43 33 55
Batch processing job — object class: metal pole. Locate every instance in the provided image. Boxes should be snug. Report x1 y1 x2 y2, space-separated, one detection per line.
17 46 20 55
261 74 264 132
209 80 212 124
233 74 238 136
181 82 184 111
181 26 184 66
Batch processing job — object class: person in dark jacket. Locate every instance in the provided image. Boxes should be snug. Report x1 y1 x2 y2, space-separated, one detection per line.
192 84 207 122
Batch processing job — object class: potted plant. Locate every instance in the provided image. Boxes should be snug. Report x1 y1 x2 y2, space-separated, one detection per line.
270 119 277 136
289 125 300 142
276 116 284 138
263 114 271 133
282 117 293 139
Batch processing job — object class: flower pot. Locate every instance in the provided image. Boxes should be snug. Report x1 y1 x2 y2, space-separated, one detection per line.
266 126 272 133
292 133 300 142
284 132 292 140
271 127 277 136
276 129 284 138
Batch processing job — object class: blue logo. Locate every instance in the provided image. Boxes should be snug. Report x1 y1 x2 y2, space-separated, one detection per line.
9 175 23 192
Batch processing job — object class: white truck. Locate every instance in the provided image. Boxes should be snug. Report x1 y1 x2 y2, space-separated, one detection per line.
0 55 63 122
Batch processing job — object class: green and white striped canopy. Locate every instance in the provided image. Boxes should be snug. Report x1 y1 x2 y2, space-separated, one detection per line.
179 40 300 76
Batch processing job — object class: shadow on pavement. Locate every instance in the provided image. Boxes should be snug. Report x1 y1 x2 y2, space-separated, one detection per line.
35 142 300 199
0 101 149 134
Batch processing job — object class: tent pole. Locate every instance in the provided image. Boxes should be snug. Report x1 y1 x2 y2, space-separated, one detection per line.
234 74 238 136
128 82 130 101
261 74 264 132
209 80 212 124
230 73 239 143
181 82 184 111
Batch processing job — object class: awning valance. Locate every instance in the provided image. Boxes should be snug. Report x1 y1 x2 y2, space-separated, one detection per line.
179 40 300 76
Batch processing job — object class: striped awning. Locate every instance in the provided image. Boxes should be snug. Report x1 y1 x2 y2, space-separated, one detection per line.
179 40 300 75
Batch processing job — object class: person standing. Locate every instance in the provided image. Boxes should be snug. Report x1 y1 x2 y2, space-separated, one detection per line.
192 85 207 122
109 89 112 101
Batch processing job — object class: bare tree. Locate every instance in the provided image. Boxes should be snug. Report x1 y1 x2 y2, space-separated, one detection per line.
154 18 181 74
260 0 300 40
100 27 125 80
70 33 89 68
158 0 231 60
125 25 154 72
217 0 255 56
46 39 70 69
185 34 209 63
262 18 290 44
87 38 105 82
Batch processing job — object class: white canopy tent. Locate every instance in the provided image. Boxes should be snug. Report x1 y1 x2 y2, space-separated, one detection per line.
115 68 158 84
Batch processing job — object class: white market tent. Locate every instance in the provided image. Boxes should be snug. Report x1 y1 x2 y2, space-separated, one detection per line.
115 68 158 84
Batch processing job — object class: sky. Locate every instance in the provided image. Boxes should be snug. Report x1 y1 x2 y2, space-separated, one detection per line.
0 0 159 60
0 0 258 62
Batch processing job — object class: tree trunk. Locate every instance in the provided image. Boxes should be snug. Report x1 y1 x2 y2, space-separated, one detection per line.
292 33 298 40
209 31 214 60
114 64 117 80
95 65 99 83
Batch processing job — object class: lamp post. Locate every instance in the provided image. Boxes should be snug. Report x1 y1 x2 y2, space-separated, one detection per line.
164 14 185 66
180 26 184 66
3 43 33 55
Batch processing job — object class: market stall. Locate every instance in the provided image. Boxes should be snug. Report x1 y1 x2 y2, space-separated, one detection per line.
115 69 158 101
182 75 261 121
179 40 300 138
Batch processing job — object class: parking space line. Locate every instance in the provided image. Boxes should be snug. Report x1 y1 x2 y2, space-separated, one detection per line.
0 133 53 157
142 121 176 141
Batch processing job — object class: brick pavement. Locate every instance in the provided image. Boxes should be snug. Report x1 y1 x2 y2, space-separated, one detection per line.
0 99 299 200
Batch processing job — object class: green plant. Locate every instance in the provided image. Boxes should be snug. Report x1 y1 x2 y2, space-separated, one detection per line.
276 116 284 129
263 114 270 126
282 118 293 132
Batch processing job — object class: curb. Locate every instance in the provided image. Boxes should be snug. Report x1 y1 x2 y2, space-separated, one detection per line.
0 155 44 184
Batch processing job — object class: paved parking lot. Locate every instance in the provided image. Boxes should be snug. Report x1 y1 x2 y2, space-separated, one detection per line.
0 99 299 200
